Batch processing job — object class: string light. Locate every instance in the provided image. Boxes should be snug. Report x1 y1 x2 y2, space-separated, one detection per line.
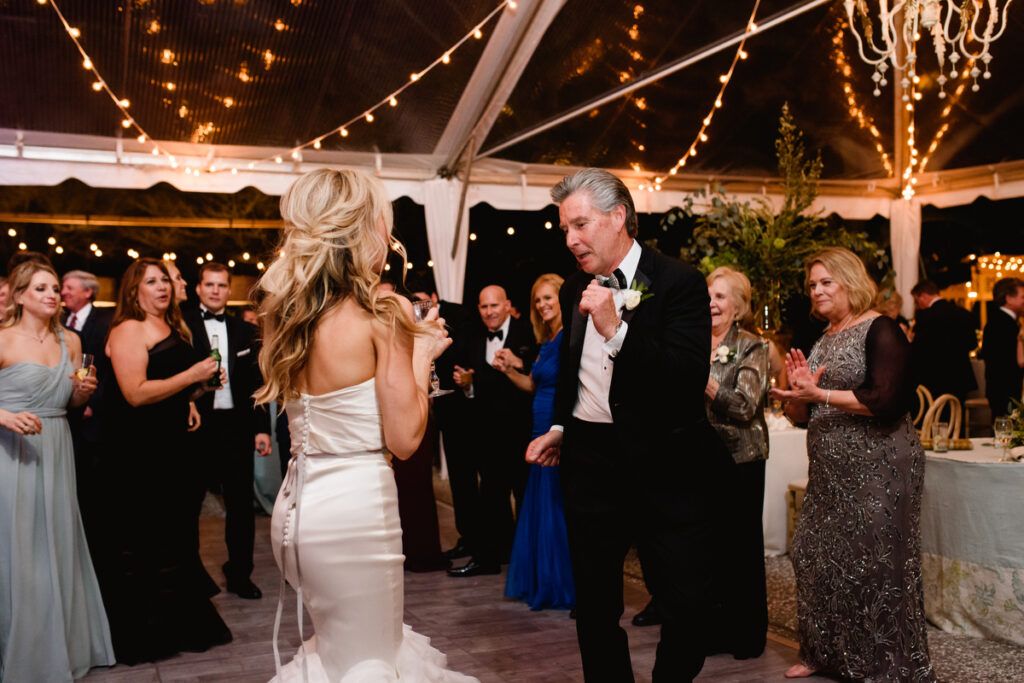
47 237 56 245
226 0 514 173
6 228 15 237
647 0 761 186
831 19 892 176
18 242 27 251
44 0 175 167
55 246 64 254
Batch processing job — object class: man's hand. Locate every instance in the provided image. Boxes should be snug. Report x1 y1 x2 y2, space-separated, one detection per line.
580 280 620 341
526 429 563 467
453 365 474 388
255 433 271 456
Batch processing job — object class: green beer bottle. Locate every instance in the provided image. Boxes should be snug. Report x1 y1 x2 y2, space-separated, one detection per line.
209 333 223 388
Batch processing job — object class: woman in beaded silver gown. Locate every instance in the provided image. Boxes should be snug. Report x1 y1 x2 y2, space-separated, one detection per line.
774 248 935 682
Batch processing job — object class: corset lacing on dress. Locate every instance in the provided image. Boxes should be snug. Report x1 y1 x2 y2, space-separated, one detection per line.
272 394 389 683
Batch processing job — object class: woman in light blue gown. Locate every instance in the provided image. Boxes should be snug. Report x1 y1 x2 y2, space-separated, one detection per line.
0 261 114 682
498 273 575 610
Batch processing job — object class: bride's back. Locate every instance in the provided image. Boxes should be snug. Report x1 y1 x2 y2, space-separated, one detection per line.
294 296 377 397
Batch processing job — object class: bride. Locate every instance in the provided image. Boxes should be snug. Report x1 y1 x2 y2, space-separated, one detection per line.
255 168 477 682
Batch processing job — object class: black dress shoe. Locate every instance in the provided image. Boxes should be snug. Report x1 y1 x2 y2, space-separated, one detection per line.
446 560 500 577
631 600 661 627
226 578 262 599
441 540 472 560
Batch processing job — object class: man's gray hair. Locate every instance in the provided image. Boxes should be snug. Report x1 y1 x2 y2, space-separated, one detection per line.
62 269 99 300
550 168 638 238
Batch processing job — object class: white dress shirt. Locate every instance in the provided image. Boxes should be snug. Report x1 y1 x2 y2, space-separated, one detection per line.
67 302 92 332
485 316 512 366
570 239 642 425
1000 306 1018 321
201 306 234 410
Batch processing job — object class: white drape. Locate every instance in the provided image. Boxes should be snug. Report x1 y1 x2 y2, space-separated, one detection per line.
422 178 470 304
889 197 922 319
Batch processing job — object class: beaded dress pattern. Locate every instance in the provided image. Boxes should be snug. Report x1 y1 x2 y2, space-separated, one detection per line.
795 318 935 682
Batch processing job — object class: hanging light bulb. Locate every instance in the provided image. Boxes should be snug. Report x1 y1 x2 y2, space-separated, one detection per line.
82 58 92 69
92 81 103 91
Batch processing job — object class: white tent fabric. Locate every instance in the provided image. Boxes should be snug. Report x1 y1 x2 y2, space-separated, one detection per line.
422 178 471 304
889 198 923 319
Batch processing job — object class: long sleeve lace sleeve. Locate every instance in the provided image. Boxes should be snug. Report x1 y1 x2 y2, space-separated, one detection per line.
853 316 915 423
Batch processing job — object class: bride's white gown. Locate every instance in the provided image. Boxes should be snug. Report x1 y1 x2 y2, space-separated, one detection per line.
270 378 477 682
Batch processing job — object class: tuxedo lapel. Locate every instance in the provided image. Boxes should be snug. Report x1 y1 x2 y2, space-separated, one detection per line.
620 247 654 326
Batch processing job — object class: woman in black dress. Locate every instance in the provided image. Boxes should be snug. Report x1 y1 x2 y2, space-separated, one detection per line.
774 248 935 681
97 258 231 663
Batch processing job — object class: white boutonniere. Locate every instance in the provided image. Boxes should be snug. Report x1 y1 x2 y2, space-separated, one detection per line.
714 344 737 364
622 279 654 311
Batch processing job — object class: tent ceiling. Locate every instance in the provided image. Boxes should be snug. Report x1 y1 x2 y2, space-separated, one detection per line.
0 0 1022 184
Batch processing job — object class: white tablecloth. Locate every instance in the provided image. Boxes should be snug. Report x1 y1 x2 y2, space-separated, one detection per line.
762 426 808 556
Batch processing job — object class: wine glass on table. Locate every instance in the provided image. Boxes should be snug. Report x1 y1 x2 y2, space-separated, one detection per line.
993 416 1013 462
411 299 453 398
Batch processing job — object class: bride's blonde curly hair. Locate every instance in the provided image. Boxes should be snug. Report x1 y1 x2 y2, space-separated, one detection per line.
254 168 414 406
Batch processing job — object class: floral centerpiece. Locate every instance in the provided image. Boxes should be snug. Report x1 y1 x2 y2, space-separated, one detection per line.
662 105 892 333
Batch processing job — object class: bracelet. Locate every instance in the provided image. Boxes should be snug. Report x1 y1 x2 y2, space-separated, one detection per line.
825 389 831 408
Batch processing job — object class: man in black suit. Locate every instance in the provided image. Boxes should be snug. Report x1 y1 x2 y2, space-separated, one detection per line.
408 279 478 562
981 277 1024 417
527 169 734 682
910 280 978 404
184 262 271 599
61 269 114 541
447 285 537 577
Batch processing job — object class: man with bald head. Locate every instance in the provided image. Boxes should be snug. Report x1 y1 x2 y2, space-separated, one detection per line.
448 284 537 577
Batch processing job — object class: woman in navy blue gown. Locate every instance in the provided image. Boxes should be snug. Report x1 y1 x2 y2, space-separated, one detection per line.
494 274 575 610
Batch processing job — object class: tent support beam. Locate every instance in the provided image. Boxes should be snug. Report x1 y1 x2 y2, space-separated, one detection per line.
434 0 566 173
478 0 832 159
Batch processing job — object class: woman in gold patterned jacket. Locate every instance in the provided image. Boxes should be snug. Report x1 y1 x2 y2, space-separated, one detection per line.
704 266 770 660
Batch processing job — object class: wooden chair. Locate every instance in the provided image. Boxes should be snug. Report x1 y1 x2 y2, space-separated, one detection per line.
921 393 962 444
914 385 934 430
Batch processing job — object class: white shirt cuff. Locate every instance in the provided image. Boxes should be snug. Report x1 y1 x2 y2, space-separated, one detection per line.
463 385 474 399
549 424 564 433
602 321 628 357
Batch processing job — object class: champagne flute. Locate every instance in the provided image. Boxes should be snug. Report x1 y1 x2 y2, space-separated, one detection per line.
993 416 1013 461
74 353 94 393
411 300 453 398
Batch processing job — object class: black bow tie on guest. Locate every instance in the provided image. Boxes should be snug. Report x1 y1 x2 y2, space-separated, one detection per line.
598 268 627 290
202 310 226 322
486 329 504 341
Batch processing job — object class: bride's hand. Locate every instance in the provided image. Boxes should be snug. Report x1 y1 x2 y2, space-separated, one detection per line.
413 307 451 361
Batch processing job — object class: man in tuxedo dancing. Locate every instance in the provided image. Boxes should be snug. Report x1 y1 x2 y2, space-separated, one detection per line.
61 269 114 542
527 169 733 681
448 285 537 577
184 262 271 599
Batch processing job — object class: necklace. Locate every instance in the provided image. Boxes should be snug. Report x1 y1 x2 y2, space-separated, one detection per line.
13 328 49 344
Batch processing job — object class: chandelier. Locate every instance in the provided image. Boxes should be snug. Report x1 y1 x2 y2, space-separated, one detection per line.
843 0 1014 99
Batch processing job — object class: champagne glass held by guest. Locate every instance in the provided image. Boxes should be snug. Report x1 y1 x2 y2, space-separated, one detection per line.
97 258 232 663
772 247 935 681
0 261 115 681
496 273 576 611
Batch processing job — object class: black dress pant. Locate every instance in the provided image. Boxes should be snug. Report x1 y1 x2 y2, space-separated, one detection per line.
438 415 482 552
706 458 768 657
561 419 715 683
474 427 529 566
195 409 256 581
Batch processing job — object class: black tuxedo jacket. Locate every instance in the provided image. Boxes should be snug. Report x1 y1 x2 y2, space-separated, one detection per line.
183 308 269 436
63 306 115 442
459 315 537 429
553 245 731 486
982 310 1023 415
911 298 978 399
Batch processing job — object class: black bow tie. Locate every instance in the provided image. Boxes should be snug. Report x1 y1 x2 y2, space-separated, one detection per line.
486 329 504 342
599 269 627 290
203 310 226 322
